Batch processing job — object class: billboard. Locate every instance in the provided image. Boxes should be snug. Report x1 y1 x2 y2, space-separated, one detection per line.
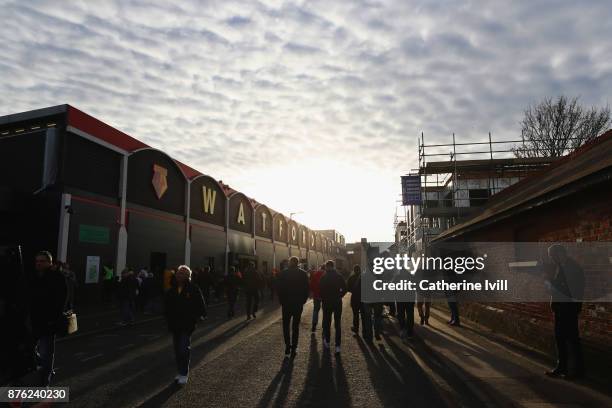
401 175 421 205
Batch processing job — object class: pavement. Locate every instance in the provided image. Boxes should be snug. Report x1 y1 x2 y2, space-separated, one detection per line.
36 297 611 407
411 307 612 408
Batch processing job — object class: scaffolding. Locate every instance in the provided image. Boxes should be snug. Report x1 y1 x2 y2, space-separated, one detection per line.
400 133 559 253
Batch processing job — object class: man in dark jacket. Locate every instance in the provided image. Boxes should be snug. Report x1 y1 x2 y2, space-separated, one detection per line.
346 264 361 335
224 266 242 318
29 251 67 386
276 256 309 358
309 264 325 333
164 265 206 385
319 260 347 354
117 269 138 325
243 262 263 319
545 244 585 379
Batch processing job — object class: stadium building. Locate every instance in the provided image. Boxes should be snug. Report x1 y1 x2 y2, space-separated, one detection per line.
0 105 347 304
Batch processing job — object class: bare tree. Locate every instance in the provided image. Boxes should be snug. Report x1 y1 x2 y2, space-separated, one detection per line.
513 96 611 158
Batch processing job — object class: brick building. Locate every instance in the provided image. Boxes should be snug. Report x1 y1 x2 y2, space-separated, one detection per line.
431 130 612 377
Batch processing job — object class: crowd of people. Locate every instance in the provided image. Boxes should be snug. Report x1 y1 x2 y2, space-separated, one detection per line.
1 245 586 388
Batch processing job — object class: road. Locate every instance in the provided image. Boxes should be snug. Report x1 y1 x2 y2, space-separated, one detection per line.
52 297 479 408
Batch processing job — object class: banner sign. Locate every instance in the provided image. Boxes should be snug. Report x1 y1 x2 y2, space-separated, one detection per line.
85 256 100 284
79 225 110 244
401 175 421 205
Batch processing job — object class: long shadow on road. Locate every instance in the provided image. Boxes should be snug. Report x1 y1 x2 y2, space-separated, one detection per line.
295 334 351 408
129 319 254 407
66 302 280 407
256 358 295 408
356 334 450 408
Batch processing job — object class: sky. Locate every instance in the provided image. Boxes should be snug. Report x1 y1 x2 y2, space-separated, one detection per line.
1 0 611 242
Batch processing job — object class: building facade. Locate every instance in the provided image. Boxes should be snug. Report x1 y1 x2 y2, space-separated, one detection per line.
0 105 347 304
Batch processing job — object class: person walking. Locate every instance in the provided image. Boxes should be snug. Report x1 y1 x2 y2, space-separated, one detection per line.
164 265 207 385
224 266 242 318
117 269 138 325
243 262 263 319
142 272 157 314
320 260 347 354
346 264 361 335
545 244 585 380
276 256 309 358
136 269 148 313
102 263 115 303
196 266 214 305
61 262 77 311
416 294 431 325
309 264 325 333
396 297 415 339
163 268 175 293
28 251 67 386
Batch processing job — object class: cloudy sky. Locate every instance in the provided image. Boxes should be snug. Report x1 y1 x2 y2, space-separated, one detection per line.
1 0 611 242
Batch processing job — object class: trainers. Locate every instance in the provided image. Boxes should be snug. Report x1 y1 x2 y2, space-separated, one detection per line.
177 375 188 385
335 346 341 354
323 339 330 349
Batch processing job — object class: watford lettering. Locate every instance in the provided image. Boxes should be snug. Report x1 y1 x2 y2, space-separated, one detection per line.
202 186 216 215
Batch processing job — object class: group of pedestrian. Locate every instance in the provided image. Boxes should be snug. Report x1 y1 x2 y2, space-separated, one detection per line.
9 242 586 390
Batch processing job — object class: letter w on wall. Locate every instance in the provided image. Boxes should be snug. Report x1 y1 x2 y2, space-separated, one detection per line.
202 186 216 214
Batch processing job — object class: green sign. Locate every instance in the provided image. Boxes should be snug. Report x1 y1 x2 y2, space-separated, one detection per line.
79 225 110 244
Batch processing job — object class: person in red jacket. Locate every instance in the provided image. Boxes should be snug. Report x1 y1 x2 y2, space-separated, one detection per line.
309 264 325 333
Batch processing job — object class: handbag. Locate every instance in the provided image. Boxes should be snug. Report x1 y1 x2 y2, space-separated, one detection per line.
61 310 78 335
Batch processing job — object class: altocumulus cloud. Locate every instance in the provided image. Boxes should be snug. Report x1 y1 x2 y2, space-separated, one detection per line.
1 0 611 241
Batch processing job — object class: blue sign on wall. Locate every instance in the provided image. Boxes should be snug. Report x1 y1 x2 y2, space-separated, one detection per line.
401 175 421 205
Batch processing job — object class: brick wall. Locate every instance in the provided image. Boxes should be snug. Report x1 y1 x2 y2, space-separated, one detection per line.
449 179 612 358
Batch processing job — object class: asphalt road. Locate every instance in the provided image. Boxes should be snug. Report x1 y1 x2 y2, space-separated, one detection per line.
53 297 480 408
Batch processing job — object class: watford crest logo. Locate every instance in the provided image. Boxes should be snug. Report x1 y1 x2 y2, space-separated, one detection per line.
152 164 168 199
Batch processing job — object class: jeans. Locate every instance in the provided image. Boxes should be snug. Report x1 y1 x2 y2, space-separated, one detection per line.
311 298 322 329
554 307 584 374
36 334 56 386
417 299 431 321
351 303 360 330
172 332 191 376
360 303 383 340
246 289 259 317
202 285 211 305
282 304 303 348
227 290 237 317
120 299 135 323
397 302 415 335
322 301 343 346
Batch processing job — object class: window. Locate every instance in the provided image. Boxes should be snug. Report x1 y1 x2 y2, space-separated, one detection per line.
469 189 490 207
